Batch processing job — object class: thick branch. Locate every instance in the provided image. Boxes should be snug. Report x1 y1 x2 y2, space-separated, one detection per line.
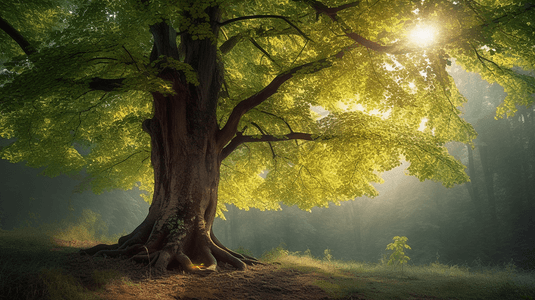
88 77 125 92
302 0 405 53
299 0 361 21
217 58 332 150
0 16 36 56
345 32 402 53
218 15 311 41
221 132 317 160
220 33 245 54
249 38 280 67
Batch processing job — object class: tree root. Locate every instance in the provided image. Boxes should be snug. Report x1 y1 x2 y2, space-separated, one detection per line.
80 223 260 274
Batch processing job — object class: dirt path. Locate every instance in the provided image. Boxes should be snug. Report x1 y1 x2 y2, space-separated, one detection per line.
63 253 356 300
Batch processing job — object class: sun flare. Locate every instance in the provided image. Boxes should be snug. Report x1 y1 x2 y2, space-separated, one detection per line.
409 25 437 48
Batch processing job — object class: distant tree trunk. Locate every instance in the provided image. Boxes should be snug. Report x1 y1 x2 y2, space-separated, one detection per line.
252 210 264 257
81 7 256 272
478 144 500 249
503 121 528 220
347 201 362 256
226 205 238 249
503 114 535 267
465 144 484 223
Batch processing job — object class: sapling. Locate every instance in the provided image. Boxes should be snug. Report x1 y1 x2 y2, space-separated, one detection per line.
323 249 333 262
386 236 411 273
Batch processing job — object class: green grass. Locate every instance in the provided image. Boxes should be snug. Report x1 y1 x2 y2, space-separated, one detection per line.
261 246 535 300
2 218 535 300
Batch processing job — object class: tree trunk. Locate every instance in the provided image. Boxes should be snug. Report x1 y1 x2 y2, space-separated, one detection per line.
478 144 500 251
465 144 483 224
81 5 257 273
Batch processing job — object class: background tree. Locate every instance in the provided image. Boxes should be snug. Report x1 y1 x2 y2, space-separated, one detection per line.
1 0 534 272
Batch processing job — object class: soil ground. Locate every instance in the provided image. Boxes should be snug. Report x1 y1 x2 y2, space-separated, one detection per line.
63 251 346 300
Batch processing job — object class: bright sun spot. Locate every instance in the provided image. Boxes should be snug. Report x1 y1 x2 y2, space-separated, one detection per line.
418 117 428 131
409 25 437 48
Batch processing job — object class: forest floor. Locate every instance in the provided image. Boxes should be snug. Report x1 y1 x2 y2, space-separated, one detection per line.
27 242 450 300
2 228 535 300
63 250 337 300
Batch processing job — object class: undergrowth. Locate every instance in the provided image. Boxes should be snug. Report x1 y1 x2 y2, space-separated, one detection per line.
261 244 535 300
2 219 535 300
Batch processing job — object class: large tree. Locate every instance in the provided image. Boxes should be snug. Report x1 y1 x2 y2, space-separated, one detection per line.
1 0 534 272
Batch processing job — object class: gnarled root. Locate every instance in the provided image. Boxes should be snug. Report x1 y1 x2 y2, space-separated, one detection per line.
79 219 258 274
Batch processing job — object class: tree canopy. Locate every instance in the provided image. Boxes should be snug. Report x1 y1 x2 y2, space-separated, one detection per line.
1 0 534 215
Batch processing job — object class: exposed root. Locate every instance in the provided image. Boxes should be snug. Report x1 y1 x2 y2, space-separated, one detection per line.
131 250 160 264
211 231 265 265
80 219 262 274
117 232 144 250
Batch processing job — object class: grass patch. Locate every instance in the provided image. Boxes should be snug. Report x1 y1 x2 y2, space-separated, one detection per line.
262 246 535 300
0 210 120 300
0 227 79 299
3 222 535 300
92 269 125 287
39 268 102 300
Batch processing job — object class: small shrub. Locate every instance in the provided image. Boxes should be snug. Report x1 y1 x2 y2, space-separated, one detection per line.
323 249 333 262
262 244 289 262
386 236 411 273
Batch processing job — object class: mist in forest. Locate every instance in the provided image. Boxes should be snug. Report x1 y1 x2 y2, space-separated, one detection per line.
1 64 534 271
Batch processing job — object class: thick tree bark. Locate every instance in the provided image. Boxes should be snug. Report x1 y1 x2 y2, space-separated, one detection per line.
80 6 257 273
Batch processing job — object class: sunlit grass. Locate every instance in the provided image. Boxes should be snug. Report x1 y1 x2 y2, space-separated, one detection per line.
262 245 535 300
47 209 122 246
2 219 535 299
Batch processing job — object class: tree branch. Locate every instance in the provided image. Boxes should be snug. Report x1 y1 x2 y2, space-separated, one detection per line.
257 109 295 133
220 33 245 54
298 0 361 21
218 15 311 41
217 57 334 150
301 0 405 53
221 132 319 160
344 32 403 53
88 78 125 92
250 122 277 158
442 3 535 47
249 38 281 67
0 15 36 56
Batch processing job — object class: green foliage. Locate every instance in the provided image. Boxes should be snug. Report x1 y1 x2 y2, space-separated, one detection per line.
386 236 411 272
1 0 534 214
261 243 290 262
323 248 333 262
165 214 185 235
